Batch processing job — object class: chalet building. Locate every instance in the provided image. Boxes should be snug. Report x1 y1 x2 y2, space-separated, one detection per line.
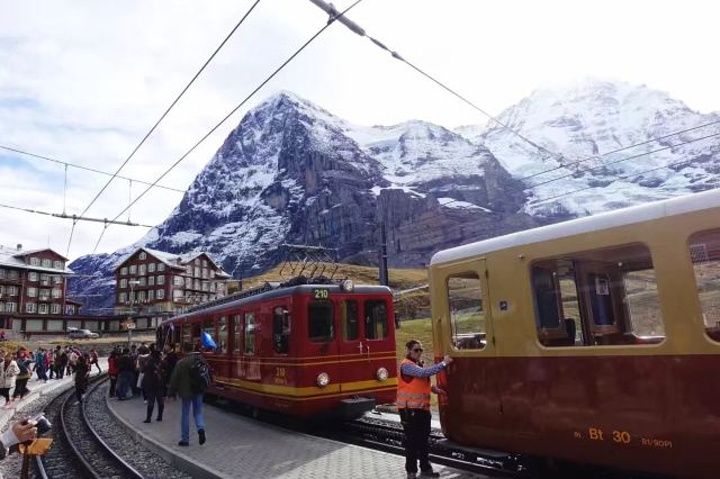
114 248 231 319
0 244 86 332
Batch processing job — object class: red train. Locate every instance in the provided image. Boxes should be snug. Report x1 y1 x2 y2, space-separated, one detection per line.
158 279 397 416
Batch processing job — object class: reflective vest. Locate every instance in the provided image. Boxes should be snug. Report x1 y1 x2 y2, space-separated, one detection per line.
396 358 431 411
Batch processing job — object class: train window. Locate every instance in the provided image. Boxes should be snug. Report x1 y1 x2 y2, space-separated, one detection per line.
342 300 359 341
273 306 290 354
233 315 242 353
532 244 665 347
244 313 256 355
364 300 388 340
190 323 201 350
203 319 215 352
218 316 228 353
688 230 720 342
448 273 486 350
308 302 334 343
172 323 180 346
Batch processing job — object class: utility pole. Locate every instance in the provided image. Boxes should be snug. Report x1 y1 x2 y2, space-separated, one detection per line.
379 221 389 286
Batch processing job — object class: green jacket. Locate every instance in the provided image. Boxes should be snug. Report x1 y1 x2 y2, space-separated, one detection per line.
169 352 201 399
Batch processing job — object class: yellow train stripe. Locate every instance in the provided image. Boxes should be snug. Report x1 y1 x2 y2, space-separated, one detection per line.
213 375 398 399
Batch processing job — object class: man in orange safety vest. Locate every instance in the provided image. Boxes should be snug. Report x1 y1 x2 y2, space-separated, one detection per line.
397 339 453 479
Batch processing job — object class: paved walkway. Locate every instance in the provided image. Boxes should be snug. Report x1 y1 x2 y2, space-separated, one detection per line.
108 395 487 479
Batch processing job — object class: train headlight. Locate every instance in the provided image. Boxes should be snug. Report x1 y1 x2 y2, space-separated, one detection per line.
316 372 330 388
376 367 389 381
340 279 354 292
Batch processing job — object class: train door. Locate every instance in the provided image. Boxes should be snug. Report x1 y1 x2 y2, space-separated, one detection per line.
433 259 502 441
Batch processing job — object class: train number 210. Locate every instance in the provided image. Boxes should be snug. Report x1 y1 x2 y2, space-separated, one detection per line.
313 289 330 300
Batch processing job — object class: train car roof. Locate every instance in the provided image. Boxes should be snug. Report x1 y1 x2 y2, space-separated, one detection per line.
431 188 720 266
165 283 393 323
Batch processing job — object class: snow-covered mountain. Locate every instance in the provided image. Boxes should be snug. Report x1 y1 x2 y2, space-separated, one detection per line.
69 80 720 311
481 78 720 216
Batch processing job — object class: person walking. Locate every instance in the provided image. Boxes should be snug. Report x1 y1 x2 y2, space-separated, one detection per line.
12 352 32 403
142 348 165 423
74 354 90 402
0 352 19 409
397 340 453 479
34 348 47 382
89 348 102 373
108 350 119 398
169 343 207 447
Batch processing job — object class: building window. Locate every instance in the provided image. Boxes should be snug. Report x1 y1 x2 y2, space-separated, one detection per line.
121 267 128 276
157 289 165 300
120 279 127 288
139 264 146 275
65 305 74 315
148 290 154 301
185 277 192 289
157 263 165 272
52 289 62 298
39 289 50 300
8 287 17 297
6 302 16 313
195 259 200 266
28 272 38 282
173 290 183 301
51 304 61 314
25 302 36 313
0 269 5 279
157 275 165 285
8 270 18 280
139 252 147 260
194 279 200 290
137 290 146 301
148 263 155 273
119 292 127 303
41 259 51 268
38 303 48 314
148 276 155 286
139 277 146 286
129 265 137 274
210 270 215 279
30 257 39 266
531 244 664 347
202 282 208 292
53 275 62 285
173 276 183 286
202 268 208 279
27 287 37 298
53 260 62 270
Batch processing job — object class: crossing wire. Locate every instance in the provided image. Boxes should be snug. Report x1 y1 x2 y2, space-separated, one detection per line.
90 0 367 254
0 202 154 227
0 144 184 193
67 0 263 255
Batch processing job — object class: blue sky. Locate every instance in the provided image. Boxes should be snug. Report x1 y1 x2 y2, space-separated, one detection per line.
1 0 720 260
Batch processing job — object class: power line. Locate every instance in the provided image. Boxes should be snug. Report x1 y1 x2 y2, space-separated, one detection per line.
527 129 720 190
528 150 720 207
0 202 154 227
307 0 562 160
68 0 263 255
0 144 185 193
90 0 366 255
519 118 720 183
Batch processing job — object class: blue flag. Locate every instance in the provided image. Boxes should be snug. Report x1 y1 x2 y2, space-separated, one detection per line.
201 331 217 348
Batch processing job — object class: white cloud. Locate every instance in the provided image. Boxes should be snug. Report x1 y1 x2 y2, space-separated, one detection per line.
1 0 719 259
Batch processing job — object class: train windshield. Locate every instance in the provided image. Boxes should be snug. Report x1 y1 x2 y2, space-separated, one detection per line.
308 302 334 342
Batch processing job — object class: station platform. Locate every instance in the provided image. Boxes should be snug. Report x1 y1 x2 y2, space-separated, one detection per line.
107 394 487 479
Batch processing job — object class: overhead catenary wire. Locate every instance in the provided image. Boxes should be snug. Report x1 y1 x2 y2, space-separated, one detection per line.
67 0 263 255
307 0 562 160
0 144 185 193
0 202 154 227
90 0 366 255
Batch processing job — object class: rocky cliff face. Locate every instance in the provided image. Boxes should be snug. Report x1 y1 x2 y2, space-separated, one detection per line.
70 80 720 312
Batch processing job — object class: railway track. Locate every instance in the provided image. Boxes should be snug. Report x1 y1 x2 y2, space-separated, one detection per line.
337 414 523 477
36 376 145 479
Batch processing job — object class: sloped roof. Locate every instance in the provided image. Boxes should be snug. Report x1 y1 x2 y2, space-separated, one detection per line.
115 247 230 277
0 246 73 274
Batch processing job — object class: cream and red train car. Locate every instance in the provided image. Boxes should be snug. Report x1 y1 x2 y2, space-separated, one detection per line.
159 281 397 417
430 189 720 478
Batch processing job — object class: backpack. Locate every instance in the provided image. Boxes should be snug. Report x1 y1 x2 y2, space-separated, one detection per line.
189 357 212 395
